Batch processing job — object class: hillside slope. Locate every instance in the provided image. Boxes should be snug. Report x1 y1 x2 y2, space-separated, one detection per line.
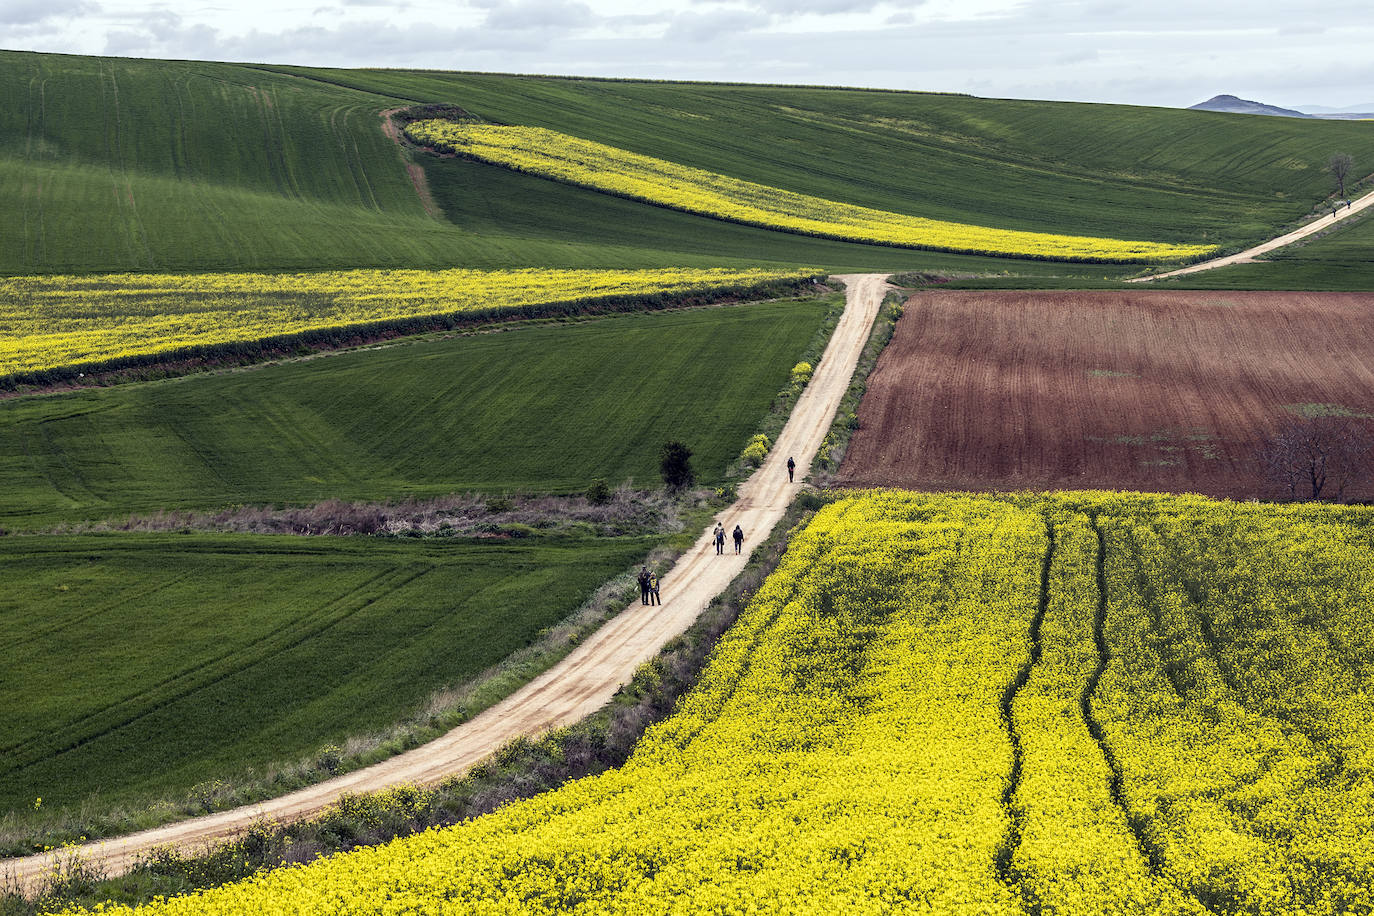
5 50 1374 275
285 66 1374 244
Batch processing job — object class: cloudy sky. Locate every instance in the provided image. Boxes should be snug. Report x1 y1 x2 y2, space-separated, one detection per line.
5 0 1373 109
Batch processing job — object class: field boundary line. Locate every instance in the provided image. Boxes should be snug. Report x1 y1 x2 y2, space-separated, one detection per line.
1131 188 1374 281
0 273 891 894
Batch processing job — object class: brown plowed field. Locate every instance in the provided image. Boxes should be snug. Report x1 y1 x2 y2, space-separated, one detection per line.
838 290 1374 500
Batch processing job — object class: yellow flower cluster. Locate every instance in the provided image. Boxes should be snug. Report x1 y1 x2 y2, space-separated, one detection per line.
0 267 812 378
405 122 1218 264
60 492 1374 915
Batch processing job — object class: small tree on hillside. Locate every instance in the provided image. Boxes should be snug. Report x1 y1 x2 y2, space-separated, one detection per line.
1257 415 1373 501
659 441 695 491
1329 152 1354 199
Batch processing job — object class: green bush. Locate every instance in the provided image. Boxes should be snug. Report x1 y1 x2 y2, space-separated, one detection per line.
659 441 695 490
496 523 538 538
586 479 611 505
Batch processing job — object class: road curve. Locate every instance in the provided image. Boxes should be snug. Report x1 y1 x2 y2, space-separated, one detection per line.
2 273 891 895
1130 188 1374 282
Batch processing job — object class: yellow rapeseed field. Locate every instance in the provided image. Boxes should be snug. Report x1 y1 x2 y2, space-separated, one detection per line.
0 267 813 379
58 492 1374 914
405 123 1218 264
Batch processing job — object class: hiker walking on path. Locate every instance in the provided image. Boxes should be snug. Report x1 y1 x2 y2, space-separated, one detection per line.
787 456 796 483
713 522 726 555
648 572 661 606
637 566 651 605
733 524 744 555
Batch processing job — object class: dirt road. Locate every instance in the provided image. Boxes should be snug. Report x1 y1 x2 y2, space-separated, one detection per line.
2 274 889 894
1131 188 1374 281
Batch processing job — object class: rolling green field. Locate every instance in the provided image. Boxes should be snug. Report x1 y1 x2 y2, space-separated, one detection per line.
1160 206 1374 290
6 50 1374 277
0 531 651 822
285 66 1374 245
0 299 831 529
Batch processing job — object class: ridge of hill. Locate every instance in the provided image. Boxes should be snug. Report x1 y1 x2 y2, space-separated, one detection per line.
7 50 1374 276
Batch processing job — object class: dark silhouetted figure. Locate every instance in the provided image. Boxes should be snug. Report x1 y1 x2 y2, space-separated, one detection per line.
787 456 796 482
637 566 651 605
732 524 744 554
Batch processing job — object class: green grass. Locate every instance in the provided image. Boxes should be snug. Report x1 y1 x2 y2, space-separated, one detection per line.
422 157 1125 276
0 531 650 821
279 66 1374 246
6 49 1374 276
1158 205 1374 290
0 299 830 529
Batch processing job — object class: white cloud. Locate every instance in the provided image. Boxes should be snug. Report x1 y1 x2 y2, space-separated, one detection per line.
664 7 772 42
476 0 597 31
1 0 93 25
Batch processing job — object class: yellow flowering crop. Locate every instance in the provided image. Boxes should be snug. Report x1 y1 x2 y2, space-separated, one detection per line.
405 123 1218 264
58 492 1374 914
0 267 813 379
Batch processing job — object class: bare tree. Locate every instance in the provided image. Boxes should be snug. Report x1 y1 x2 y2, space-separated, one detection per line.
1328 152 1354 199
1258 415 1374 501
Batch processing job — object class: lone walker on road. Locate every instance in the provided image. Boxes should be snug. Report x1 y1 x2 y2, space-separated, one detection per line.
786 456 796 483
732 524 744 555
637 566 651 605
713 522 726 555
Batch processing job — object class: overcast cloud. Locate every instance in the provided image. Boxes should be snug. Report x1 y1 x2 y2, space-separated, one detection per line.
4 0 1373 108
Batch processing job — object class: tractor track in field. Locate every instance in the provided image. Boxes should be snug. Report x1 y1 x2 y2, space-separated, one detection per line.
1084 517 1221 913
0 273 890 895
994 515 1054 905
1082 518 1156 867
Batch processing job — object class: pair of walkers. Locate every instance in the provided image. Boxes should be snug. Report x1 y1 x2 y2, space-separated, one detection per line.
713 522 744 555
637 566 661 606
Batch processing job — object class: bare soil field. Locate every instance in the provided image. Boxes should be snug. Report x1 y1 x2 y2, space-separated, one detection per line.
838 290 1374 500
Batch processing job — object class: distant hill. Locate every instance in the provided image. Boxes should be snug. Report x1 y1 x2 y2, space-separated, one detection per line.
1190 95 1313 118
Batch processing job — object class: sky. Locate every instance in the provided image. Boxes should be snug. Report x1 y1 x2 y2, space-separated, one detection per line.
4 0 1374 109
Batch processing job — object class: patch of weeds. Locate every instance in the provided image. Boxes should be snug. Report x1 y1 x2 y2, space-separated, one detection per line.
1284 403 1374 420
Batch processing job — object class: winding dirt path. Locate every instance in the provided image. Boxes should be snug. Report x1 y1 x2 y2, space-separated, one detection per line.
380 108 442 219
1131 188 1374 281
2 274 890 895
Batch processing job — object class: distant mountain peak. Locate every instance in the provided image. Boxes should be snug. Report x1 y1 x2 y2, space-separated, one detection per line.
1190 95 1312 118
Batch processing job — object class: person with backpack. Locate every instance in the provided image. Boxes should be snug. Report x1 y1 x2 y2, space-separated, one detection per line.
713 522 726 555
732 524 744 554
637 566 651 605
648 572 661 606
786 456 796 483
